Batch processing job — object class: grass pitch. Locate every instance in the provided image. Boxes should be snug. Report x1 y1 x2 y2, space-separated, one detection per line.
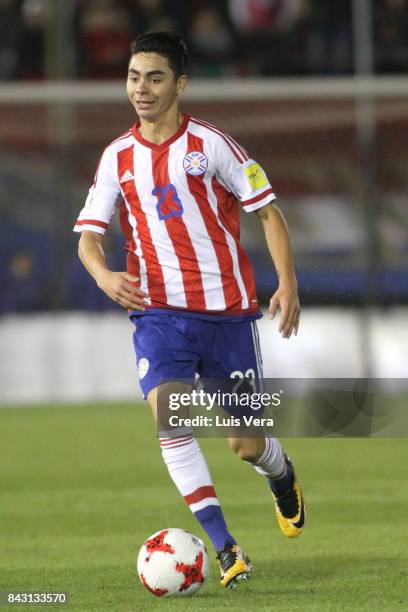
1 403 407 611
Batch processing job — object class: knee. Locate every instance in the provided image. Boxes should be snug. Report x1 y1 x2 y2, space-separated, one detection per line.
229 437 265 462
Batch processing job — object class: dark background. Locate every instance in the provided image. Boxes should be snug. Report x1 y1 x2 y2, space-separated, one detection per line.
0 0 407 313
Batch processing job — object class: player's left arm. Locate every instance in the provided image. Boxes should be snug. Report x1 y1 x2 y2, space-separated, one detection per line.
211 136 299 336
256 202 300 339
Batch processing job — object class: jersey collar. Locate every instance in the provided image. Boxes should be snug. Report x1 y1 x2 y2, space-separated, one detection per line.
131 113 190 150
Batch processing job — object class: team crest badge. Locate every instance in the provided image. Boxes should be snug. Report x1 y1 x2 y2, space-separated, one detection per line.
138 358 149 379
183 151 208 176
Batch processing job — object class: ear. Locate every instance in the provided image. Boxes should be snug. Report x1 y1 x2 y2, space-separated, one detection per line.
176 74 187 95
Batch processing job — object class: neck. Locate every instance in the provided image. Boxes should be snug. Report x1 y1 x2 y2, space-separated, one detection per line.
138 106 183 145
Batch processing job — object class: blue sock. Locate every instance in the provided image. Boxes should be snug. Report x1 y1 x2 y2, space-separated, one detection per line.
194 505 236 553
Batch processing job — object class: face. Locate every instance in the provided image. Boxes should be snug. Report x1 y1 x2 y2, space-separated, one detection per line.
126 52 186 121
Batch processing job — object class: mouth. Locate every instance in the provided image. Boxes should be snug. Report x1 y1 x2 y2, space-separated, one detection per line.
135 101 155 110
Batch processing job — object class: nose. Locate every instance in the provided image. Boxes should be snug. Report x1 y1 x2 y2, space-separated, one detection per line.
136 79 149 96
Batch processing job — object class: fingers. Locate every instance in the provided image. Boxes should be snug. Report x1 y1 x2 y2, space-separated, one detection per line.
294 310 301 336
122 273 140 283
269 286 300 339
269 295 279 319
278 301 291 333
109 275 149 310
281 303 300 339
115 285 149 310
116 296 146 310
97 270 150 310
115 291 147 310
121 283 148 300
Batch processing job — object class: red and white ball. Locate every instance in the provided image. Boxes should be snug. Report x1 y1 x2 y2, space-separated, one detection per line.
137 528 210 597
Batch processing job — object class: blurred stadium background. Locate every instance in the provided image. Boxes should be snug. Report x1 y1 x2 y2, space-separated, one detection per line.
0 0 407 403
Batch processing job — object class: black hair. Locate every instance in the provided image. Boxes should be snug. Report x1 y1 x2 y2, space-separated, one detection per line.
130 32 189 79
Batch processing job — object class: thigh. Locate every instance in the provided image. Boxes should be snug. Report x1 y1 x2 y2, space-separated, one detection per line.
132 315 200 399
198 319 264 420
199 319 263 384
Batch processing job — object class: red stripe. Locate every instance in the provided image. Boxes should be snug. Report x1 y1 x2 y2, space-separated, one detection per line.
119 200 140 279
186 132 242 311
160 436 192 442
75 219 108 229
242 187 275 207
212 178 258 311
151 146 206 310
160 435 194 446
118 145 167 305
192 117 249 160
191 117 249 160
184 485 217 505
160 434 193 441
235 240 258 309
211 177 240 240
190 118 248 163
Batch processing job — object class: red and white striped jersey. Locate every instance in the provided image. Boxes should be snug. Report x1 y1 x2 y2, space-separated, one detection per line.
74 114 276 315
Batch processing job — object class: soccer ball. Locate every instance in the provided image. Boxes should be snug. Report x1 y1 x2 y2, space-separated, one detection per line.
137 528 210 597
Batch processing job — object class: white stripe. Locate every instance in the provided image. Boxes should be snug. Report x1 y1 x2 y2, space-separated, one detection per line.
169 139 226 310
110 131 132 146
73 223 105 235
133 142 187 308
251 321 263 385
197 117 249 159
253 321 264 376
191 117 249 161
120 197 150 299
251 321 262 378
189 497 220 513
106 140 150 297
94 132 132 184
204 121 250 161
191 117 247 161
262 437 273 464
253 321 265 392
188 122 248 308
256 436 272 466
202 173 248 309
242 194 276 213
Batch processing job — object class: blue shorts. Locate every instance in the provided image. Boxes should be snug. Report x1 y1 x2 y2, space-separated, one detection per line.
131 313 263 399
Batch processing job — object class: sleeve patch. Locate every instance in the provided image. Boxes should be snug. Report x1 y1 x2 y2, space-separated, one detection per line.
244 163 268 191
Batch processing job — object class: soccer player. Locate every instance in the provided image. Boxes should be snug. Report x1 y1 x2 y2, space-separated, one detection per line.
74 31 305 590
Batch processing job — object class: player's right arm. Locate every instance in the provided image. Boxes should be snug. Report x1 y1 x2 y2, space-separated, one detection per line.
78 231 147 311
74 143 147 311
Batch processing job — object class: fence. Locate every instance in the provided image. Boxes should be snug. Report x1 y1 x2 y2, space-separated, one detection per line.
1 308 407 404
1 77 407 313
1 77 407 401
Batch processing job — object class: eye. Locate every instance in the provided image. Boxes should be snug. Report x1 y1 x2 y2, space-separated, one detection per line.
152 78 161 84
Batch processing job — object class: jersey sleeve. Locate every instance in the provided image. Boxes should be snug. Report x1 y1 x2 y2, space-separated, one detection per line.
214 136 276 213
73 146 121 235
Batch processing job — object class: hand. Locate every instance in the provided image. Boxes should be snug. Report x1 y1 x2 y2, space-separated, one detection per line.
269 283 300 339
96 271 148 310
